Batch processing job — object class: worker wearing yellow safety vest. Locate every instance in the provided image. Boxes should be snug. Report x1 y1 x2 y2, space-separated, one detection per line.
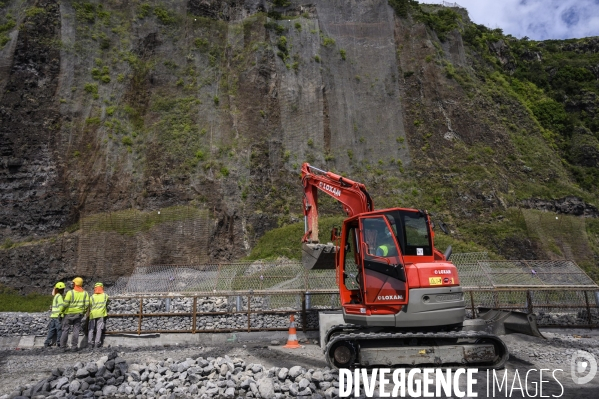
43 282 65 348
376 229 397 257
88 282 109 349
59 277 90 351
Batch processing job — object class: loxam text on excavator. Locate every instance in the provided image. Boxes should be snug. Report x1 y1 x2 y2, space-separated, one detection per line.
300 163 543 370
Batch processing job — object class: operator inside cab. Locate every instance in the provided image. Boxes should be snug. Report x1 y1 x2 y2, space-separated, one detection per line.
363 218 398 258
376 229 396 257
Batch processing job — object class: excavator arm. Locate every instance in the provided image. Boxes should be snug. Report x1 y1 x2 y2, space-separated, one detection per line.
302 163 374 243
301 163 374 270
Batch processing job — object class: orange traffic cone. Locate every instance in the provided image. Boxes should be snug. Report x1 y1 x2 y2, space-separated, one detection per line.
283 314 301 349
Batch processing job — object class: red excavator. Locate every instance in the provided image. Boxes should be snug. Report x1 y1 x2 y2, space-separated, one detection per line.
301 163 543 369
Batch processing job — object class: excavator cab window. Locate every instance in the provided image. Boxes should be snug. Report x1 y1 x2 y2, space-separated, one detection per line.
362 218 398 258
383 210 432 256
360 216 406 284
402 211 432 256
342 224 361 294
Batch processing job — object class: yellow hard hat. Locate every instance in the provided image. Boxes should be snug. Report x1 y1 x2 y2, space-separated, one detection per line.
72 277 83 286
54 282 66 289
94 282 103 287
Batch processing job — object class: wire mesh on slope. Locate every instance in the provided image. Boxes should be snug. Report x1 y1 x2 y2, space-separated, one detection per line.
78 206 212 281
452 252 493 289
106 260 338 295
107 253 597 296
453 254 597 290
451 252 489 266
479 260 597 288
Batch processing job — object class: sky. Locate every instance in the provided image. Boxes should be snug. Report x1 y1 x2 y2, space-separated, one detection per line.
427 0 599 40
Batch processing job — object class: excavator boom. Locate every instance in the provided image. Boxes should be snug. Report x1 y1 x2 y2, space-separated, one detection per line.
302 163 373 243
301 163 374 270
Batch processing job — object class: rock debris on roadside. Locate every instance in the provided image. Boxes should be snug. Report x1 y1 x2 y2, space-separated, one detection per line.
0 349 340 399
1 331 599 398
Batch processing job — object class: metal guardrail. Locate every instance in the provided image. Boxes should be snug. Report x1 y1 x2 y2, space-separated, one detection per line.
105 288 599 335
464 289 599 328
106 291 335 335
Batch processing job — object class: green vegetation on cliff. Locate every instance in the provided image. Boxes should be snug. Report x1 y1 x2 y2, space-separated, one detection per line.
462 24 599 194
0 285 51 312
246 216 345 260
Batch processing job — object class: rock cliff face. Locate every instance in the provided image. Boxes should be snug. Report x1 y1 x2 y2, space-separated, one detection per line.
0 0 597 291
0 234 78 293
521 197 599 218
0 0 74 239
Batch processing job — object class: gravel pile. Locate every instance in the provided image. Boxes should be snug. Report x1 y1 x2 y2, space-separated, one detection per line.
0 313 48 336
537 310 599 325
0 351 340 399
2 331 599 398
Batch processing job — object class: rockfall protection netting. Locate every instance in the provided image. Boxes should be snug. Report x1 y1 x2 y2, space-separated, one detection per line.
106 260 337 296
452 253 598 290
294 0 410 170
98 253 599 333
107 253 597 296
453 253 599 325
77 206 212 280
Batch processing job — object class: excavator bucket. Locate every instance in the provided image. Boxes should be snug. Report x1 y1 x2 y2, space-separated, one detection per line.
464 307 545 339
302 243 337 270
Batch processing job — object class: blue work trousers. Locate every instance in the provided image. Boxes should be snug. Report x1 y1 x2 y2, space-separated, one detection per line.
44 317 62 347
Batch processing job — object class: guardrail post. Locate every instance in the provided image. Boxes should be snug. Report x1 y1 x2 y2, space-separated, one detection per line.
584 291 593 329
192 297 197 333
236 295 242 312
301 292 307 333
165 298 171 312
526 290 534 314
305 291 311 310
469 291 476 318
247 294 251 333
138 297 143 335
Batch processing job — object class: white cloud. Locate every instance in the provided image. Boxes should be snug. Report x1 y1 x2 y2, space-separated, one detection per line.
426 0 599 40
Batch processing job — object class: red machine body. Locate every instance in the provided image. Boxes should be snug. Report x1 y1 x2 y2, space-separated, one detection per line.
301 163 460 320
301 163 542 370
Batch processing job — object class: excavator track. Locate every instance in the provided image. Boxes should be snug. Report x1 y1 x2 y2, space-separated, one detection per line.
324 325 509 370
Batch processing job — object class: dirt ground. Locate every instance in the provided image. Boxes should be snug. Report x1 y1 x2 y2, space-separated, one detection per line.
1 331 598 398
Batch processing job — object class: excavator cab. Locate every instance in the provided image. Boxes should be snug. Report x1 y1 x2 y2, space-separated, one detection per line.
338 213 409 315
